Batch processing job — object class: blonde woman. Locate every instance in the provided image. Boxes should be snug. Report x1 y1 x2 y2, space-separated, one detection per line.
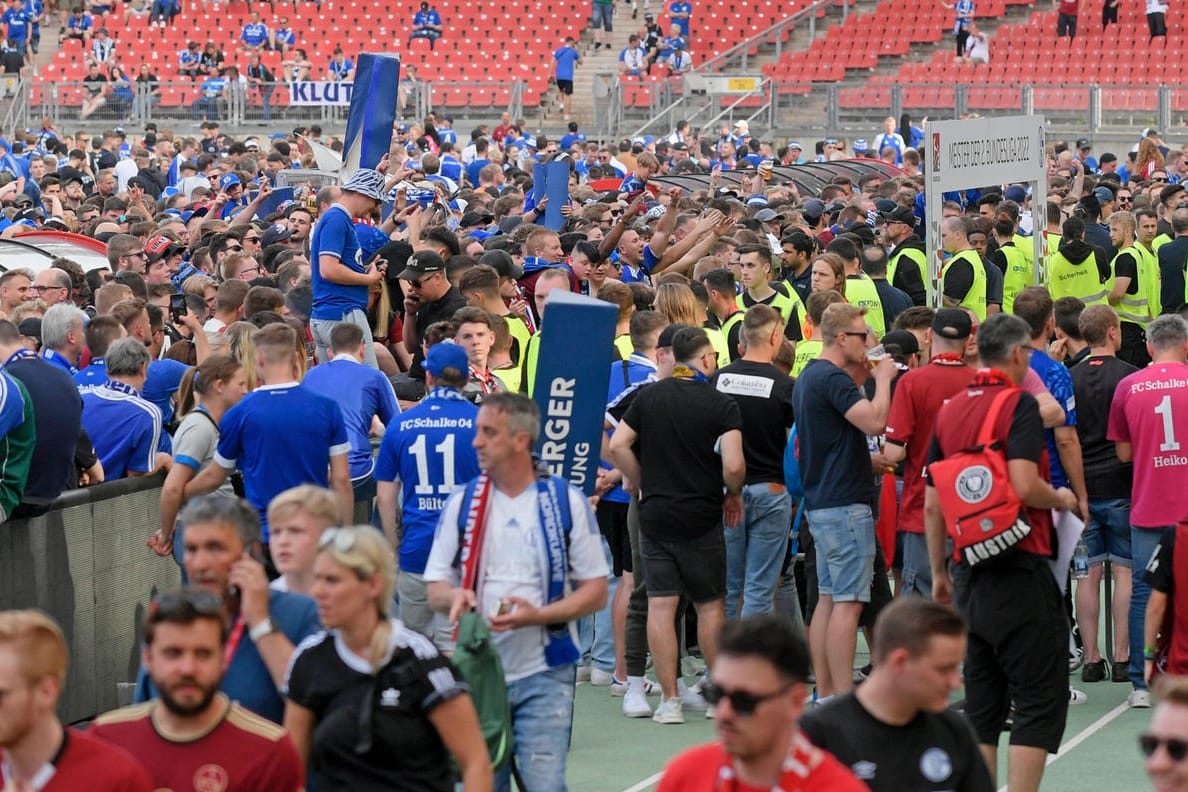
267 485 340 595
225 320 259 389
284 525 492 791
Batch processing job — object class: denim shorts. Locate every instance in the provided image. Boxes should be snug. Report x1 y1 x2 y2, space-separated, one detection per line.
1084 498 1132 566
591 1 613 30
807 504 876 603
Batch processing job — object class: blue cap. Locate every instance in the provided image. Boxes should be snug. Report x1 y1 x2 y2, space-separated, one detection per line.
1094 185 1115 205
787 141 802 150
424 341 469 378
270 132 287 140
853 139 869 152
219 174 241 190
341 168 386 202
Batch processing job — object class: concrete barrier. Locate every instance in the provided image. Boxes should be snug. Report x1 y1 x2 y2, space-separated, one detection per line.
0 474 180 724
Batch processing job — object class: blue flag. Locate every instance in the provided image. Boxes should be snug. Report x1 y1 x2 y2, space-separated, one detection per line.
531 162 570 232
531 291 616 495
342 53 401 175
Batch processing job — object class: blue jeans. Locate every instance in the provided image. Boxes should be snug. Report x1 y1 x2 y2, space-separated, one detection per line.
724 483 792 619
807 503 876 603
581 535 617 672
495 664 576 792
1129 525 1168 689
899 531 932 597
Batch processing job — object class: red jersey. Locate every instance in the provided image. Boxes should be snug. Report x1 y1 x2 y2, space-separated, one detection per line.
1058 0 1078 14
0 728 152 792
657 734 867 792
1107 361 1188 528
89 696 303 792
885 357 973 534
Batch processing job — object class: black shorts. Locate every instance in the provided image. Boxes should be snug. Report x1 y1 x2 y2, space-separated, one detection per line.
556 79 574 95
953 554 1069 753
596 499 632 576
638 524 726 603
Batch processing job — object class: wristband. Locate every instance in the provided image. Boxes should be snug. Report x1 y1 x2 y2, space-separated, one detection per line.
1145 646 1157 660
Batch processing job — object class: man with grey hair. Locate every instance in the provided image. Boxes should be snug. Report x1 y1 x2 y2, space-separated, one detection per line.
1157 207 1188 316
107 233 149 273
131 493 320 724
1108 313 1188 709
80 336 171 480
30 268 71 308
38 303 88 374
926 313 1077 792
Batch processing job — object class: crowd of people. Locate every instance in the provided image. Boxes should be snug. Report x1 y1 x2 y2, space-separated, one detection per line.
1 111 1188 791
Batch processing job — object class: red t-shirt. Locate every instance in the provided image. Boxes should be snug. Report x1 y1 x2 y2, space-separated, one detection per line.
89 697 303 792
657 734 867 792
1108 361 1188 528
0 728 152 792
1058 0 1078 15
886 358 974 534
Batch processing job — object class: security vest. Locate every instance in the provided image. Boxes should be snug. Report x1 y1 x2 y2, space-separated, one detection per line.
507 315 531 365
1113 245 1159 328
1013 233 1035 269
845 274 887 335
942 249 987 321
889 245 928 294
717 310 744 363
736 281 804 330
520 331 541 396
791 338 823 378
1154 233 1173 253
1044 231 1062 264
1048 249 1109 306
998 242 1033 315
706 326 730 368
613 333 634 360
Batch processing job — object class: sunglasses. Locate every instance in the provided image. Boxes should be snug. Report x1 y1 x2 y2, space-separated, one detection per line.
226 245 244 252
243 235 260 243
702 681 792 716
840 331 868 340
409 273 438 288
1140 734 1188 762
149 588 223 622
319 526 357 553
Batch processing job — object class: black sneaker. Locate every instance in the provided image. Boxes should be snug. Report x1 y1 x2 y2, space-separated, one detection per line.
1081 660 1107 683
1112 659 1131 683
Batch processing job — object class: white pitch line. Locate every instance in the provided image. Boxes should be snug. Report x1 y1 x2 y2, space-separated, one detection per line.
621 771 664 792
995 700 1131 792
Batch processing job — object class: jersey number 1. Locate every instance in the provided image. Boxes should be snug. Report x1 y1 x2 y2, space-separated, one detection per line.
1155 394 1181 453
410 434 457 494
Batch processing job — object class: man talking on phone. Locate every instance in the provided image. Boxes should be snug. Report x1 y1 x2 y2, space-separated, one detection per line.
310 166 389 368
133 494 320 724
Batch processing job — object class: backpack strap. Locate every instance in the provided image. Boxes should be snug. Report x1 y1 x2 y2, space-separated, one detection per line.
975 388 1019 449
621 358 630 389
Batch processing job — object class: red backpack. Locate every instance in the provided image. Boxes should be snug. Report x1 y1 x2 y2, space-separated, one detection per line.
929 389 1031 566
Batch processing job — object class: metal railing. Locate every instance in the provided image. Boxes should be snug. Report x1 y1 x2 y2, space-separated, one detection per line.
620 74 774 142
697 0 848 74
0 77 28 138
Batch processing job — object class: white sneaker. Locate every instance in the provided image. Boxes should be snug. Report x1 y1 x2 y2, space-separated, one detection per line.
1068 687 1088 705
576 665 592 683
610 676 660 697
1129 689 1152 708
678 678 709 711
623 681 653 718
652 696 684 724
590 667 615 686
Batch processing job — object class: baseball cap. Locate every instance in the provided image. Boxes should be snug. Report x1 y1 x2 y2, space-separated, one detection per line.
754 208 778 223
461 210 494 228
1076 137 1091 150
1003 185 1028 203
657 323 692 349
787 141 803 151
852 139 869 152
802 198 827 222
1093 185 1115 205
219 173 241 191
260 223 293 246
881 330 920 357
424 341 469 378
880 205 916 226
18 318 41 343
398 250 446 280
931 308 973 340
874 198 897 214
478 249 523 281
244 137 260 150
144 233 184 261
341 168 386 202
734 120 749 134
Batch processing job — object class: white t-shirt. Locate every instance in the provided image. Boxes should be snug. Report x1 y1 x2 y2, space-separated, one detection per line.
423 481 608 683
966 33 990 63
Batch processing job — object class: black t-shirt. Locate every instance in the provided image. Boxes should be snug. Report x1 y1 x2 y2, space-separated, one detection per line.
1070 354 1136 499
1114 250 1139 292
1146 528 1177 592
285 622 468 792
713 359 793 484
622 376 743 537
942 256 975 303
791 358 875 509
739 283 804 342
801 692 995 792
6 358 83 503
409 286 467 380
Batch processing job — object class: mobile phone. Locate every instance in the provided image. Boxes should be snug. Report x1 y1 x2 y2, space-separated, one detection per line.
169 293 187 322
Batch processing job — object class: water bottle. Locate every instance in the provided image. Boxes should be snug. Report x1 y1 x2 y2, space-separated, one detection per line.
1072 538 1090 580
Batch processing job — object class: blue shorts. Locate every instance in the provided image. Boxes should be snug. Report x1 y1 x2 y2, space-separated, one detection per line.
1084 498 1132 566
591 2 613 30
807 503 876 603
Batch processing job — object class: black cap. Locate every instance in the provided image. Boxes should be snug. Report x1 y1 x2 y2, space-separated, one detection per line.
657 322 692 349
881 329 920 356
1076 137 1091 149
478 249 523 280
931 308 973 340
881 205 916 226
18 317 41 341
461 210 494 228
397 250 446 279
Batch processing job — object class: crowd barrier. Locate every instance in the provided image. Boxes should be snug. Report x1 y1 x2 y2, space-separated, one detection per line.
0 475 180 725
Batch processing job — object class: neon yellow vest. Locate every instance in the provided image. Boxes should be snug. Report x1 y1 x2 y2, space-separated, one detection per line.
719 311 744 362
1154 233 1173 253
888 245 927 292
706 326 729 368
845 275 887 335
791 338 823 378
613 333 634 360
506 315 531 365
1113 245 1157 328
1013 233 1035 269
493 365 522 394
998 243 1033 315
736 282 805 331
520 332 540 396
1048 249 1109 306
943 249 987 321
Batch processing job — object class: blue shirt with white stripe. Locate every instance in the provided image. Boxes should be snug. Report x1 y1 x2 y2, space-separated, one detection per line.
302 356 400 480
214 382 350 540
81 380 163 479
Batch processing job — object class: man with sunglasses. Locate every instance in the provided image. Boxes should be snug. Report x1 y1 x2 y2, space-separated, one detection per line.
657 614 865 791
801 599 994 792
1142 676 1188 790
92 586 303 790
397 250 467 400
